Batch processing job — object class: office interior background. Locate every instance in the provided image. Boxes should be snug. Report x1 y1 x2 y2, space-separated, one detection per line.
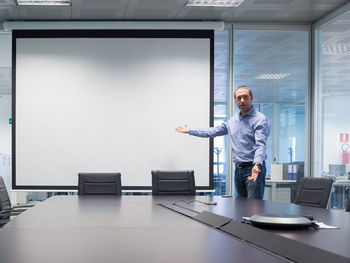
0 0 350 210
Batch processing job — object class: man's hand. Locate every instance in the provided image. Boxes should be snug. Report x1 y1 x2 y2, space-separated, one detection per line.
248 163 261 182
175 125 189 134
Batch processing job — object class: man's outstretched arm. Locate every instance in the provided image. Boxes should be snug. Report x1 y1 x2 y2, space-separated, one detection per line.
175 123 228 138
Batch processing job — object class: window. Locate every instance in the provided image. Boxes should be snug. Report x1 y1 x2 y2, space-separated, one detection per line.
213 30 229 195
314 10 350 209
233 28 309 202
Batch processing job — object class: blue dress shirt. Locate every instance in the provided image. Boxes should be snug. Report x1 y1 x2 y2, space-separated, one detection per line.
189 106 270 164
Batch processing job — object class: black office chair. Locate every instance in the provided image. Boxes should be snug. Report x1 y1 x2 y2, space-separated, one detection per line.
292 162 305 203
151 170 195 195
346 198 350 212
0 176 34 227
295 177 333 208
78 173 122 195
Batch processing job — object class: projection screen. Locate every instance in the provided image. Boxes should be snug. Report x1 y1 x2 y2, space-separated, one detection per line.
12 30 213 190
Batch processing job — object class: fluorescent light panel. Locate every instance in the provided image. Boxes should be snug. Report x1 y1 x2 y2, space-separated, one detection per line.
17 0 70 6
322 44 350 54
186 0 245 7
255 73 291 80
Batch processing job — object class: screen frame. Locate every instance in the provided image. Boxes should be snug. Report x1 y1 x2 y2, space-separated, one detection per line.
12 29 214 191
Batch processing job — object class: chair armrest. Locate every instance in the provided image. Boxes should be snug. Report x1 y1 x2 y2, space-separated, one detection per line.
9 208 28 213
0 210 23 216
12 204 35 209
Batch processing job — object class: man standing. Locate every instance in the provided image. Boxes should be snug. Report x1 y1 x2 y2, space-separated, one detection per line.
176 85 270 199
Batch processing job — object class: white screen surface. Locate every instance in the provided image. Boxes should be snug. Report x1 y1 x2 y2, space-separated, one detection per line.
14 32 212 189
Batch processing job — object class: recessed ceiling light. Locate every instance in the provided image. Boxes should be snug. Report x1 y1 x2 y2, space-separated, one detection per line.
255 73 291 80
186 0 245 7
17 0 71 6
322 44 350 54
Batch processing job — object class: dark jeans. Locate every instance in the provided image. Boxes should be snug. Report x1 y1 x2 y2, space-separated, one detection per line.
234 162 266 200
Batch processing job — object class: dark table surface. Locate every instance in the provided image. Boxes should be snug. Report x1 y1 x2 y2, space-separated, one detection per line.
1 195 349 263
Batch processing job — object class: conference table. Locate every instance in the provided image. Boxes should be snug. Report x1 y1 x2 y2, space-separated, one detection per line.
0 195 350 263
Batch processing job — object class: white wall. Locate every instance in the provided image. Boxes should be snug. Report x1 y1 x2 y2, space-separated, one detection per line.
0 33 11 67
0 95 11 155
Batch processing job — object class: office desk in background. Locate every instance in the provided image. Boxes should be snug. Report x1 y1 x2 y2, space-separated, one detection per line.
265 179 296 202
331 180 350 209
0 196 350 263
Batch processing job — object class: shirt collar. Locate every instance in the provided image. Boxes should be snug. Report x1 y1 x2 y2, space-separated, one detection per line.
239 105 256 119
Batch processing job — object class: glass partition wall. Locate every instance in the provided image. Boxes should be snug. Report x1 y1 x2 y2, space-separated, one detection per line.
314 9 350 209
232 27 310 202
213 30 229 195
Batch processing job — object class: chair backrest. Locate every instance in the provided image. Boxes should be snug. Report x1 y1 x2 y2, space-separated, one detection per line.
295 177 333 208
292 162 304 203
0 176 11 211
78 173 122 195
151 170 195 195
346 198 350 212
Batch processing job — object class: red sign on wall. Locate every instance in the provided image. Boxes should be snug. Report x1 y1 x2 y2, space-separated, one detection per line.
340 133 349 142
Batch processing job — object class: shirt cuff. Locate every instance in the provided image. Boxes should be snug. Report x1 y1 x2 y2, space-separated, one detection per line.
253 158 263 165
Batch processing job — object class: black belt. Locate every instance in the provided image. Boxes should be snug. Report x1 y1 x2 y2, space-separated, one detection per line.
235 162 253 168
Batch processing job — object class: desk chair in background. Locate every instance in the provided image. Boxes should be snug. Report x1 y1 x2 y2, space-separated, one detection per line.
0 176 34 228
78 173 122 195
295 177 333 208
151 170 195 195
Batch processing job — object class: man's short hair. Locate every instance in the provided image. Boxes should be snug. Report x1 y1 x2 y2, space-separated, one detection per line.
234 85 253 99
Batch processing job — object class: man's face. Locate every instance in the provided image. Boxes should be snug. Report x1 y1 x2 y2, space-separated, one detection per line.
235 88 253 113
